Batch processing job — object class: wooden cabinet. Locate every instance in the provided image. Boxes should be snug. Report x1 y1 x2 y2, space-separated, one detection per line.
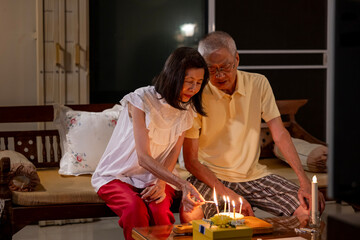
37 0 89 106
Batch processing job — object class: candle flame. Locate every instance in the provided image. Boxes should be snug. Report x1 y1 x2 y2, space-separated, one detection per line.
213 188 218 205
312 175 317 183
239 197 243 204
232 200 235 207
223 195 226 201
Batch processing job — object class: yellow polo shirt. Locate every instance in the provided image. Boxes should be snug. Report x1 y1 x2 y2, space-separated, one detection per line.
185 70 280 182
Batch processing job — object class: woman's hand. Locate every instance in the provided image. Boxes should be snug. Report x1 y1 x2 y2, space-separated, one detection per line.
141 180 166 204
181 181 205 212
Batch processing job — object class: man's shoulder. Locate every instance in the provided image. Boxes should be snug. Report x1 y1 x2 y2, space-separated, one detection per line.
238 70 267 81
238 70 270 90
202 83 216 97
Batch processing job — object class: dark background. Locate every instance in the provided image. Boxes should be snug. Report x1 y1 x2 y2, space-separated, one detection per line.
90 0 207 103
90 0 327 141
215 0 327 141
329 0 360 204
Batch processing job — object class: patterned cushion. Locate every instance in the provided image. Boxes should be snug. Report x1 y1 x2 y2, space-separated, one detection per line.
0 150 40 192
54 104 121 176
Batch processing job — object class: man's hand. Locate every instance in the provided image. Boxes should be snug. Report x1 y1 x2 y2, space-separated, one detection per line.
181 182 205 212
141 180 166 204
227 191 254 216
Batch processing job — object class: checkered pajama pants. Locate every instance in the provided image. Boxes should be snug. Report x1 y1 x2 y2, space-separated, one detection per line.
188 174 300 219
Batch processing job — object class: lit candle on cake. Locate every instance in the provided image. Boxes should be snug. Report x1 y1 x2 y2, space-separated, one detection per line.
227 196 230 213
312 175 318 224
216 195 243 219
223 195 227 213
232 200 235 219
239 197 243 215
213 188 219 215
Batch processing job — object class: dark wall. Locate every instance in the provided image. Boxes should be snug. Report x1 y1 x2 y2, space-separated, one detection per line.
215 0 327 141
89 0 328 141
216 0 326 50
89 0 207 103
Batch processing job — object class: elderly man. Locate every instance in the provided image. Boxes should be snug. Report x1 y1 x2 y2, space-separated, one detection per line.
180 31 325 222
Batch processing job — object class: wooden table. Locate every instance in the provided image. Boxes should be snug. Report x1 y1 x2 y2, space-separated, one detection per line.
132 216 326 240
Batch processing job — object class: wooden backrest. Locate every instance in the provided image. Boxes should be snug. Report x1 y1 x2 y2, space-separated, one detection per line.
0 104 114 168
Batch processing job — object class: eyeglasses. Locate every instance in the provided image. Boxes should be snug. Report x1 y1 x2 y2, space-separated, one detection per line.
208 62 236 76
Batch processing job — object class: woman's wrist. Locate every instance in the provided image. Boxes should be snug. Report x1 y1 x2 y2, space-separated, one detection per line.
178 178 190 190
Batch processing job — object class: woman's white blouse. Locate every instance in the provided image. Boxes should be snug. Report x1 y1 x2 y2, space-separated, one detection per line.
91 86 196 192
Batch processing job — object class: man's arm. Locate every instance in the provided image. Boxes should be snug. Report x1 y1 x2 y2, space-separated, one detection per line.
183 137 254 216
267 116 325 213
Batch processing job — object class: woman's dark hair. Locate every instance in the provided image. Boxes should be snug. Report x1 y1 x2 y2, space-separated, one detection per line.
153 47 209 116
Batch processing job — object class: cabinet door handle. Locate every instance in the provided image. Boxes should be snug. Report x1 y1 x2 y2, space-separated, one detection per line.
75 43 80 66
55 43 61 66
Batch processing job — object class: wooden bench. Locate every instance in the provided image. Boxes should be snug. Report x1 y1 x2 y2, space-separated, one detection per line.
0 100 327 239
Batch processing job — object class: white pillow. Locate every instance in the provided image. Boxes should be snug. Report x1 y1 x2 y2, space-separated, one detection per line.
54 104 121 176
273 137 328 173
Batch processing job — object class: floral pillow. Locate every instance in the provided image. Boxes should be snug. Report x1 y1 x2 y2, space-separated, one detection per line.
54 104 121 176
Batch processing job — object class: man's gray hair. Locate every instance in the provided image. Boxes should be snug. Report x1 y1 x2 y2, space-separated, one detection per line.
198 31 237 57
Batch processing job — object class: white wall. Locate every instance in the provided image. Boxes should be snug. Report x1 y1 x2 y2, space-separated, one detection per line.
0 0 37 106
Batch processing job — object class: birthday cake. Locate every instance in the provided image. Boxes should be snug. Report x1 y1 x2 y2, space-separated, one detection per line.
216 212 244 220
192 220 252 240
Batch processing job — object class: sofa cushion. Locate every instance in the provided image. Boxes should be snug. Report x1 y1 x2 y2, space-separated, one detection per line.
12 160 327 206
12 163 190 206
12 169 104 206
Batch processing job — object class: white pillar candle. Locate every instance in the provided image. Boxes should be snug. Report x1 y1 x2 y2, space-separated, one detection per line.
311 175 318 223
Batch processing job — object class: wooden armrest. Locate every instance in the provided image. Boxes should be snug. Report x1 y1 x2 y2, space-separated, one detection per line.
0 157 11 198
0 157 12 240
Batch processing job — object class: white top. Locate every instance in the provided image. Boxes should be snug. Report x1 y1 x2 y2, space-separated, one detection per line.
91 86 196 192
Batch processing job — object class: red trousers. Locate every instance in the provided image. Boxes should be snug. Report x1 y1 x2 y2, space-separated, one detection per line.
97 179 176 240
